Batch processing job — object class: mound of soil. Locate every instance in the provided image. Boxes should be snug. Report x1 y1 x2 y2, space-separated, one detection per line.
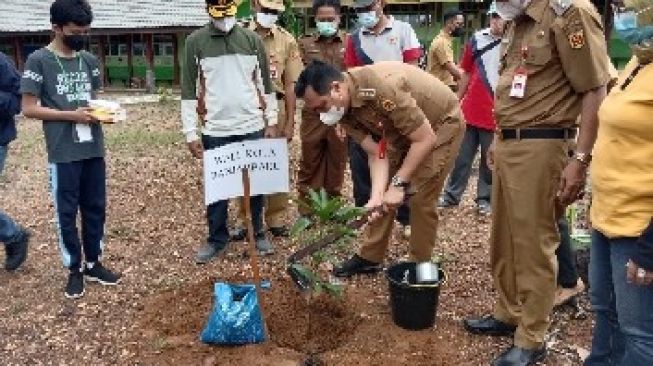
138 275 360 359
265 278 361 354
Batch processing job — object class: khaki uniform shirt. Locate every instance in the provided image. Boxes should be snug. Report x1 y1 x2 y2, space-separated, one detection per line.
298 32 346 71
248 23 303 95
341 62 462 166
495 0 610 128
427 30 455 87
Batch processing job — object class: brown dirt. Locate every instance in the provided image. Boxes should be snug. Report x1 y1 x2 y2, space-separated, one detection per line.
0 100 594 365
265 278 361 354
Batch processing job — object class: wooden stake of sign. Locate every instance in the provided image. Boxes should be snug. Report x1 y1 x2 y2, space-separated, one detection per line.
241 168 267 335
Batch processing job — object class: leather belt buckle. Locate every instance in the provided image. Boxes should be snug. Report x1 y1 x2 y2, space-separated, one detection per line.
515 129 521 140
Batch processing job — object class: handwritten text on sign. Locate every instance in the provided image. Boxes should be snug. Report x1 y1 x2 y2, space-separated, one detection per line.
203 138 289 205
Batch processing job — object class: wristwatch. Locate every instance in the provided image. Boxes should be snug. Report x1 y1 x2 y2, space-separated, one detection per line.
390 175 410 190
574 152 592 167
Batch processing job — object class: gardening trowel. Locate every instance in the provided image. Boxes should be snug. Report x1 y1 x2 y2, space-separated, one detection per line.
287 206 385 291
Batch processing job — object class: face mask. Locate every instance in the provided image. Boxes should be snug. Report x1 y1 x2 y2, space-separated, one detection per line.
495 0 531 21
451 27 464 37
256 12 279 29
212 16 237 32
319 104 345 126
63 34 87 52
614 10 653 45
358 10 380 29
316 21 338 37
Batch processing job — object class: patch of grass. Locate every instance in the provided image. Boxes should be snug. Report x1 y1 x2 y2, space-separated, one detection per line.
152 336 169 352
105 128 181 149
10 302 27 316
106 225 135 240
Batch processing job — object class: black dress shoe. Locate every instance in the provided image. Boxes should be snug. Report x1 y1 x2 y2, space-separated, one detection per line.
492 345 546 366
463 315 517 336
333 254 381 278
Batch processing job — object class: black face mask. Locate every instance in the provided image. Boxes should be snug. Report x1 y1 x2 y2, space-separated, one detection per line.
451 27 464 37
63 34 88 51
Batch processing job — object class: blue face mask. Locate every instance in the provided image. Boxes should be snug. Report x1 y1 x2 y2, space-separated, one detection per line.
614 10 653 45
316 21 338 37
357 11 379 29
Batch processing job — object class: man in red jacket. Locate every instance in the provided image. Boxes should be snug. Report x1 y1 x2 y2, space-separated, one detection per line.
438 4 504 215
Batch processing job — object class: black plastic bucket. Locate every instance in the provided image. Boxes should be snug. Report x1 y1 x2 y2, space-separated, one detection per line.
386 262 444 330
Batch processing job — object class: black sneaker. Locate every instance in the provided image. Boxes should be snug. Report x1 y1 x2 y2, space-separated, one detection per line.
333 254 382 278
5 228 30 271
229 227 247 241
84 262 121 285
268 226 289 238
65 270 85 299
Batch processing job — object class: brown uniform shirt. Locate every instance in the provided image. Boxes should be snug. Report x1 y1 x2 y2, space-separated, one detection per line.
342 62 463 159
298 32 346 71
495 0 610 128
248 23 304 95
427 30 455 87
298 32 347 124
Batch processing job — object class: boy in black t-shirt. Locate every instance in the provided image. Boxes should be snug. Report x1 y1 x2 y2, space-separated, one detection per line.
20 0 120 299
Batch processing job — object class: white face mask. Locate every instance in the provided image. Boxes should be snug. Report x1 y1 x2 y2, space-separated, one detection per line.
212 16 237 32
495 0 531 21
358 10 380 29
319 105 345 126
256 12 279 29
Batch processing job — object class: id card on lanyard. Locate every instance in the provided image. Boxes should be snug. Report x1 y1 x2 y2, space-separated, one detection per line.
54 53 93 143
510 45 528 99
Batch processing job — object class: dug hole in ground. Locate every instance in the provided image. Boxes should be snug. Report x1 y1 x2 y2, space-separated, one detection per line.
0 99 593 365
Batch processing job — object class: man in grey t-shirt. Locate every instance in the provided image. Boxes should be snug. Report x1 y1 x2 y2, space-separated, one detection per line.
20 0 120 300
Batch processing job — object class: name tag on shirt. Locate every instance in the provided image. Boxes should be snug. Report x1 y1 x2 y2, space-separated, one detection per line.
75 123 94 143
510 69 527 99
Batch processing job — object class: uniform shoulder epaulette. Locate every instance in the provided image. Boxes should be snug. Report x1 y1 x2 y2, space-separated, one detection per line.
549 0 574 16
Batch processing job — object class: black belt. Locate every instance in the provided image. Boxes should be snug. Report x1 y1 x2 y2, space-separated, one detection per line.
499 128 576 140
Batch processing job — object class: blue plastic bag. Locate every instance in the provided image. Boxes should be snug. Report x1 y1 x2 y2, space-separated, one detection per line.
200 282 266 345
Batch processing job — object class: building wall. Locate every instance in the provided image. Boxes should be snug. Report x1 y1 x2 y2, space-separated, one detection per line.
0 32 190 87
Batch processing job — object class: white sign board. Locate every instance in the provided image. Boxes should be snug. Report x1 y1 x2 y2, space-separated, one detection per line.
203 138 289 205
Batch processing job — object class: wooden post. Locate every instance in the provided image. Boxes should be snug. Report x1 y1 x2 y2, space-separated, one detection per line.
241 168 267 334
98 35 108 86
13 36 23 70
145 33 156 92
173 33 180 86
127 34 133 87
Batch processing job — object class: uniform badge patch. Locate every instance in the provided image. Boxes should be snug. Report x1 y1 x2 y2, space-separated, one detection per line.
568 30 585 49
358 88 376 99
381 99 396 112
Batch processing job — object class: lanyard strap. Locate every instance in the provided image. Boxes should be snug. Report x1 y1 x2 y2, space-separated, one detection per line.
53 53 83 107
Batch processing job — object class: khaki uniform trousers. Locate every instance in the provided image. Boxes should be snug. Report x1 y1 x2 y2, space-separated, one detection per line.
358 121 464 263
491 138 569 349
297 110 347 216
237 101 290 228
